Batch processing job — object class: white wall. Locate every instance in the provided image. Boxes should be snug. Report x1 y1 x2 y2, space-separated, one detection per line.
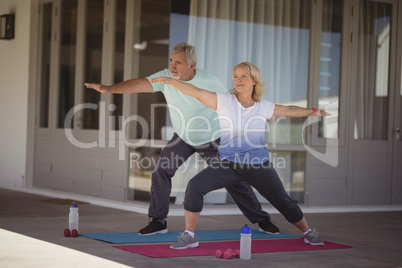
0 0 32 190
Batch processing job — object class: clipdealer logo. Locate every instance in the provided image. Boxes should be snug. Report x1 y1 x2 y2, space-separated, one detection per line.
302 115 339 167
64 102 339 167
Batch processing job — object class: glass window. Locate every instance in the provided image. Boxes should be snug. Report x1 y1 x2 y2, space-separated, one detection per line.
82 0 103 130
129 0 170 140
318 0 342 139
127 1 309 205
128 147 162 202
354 2 391 140
126 0 171 202
270 151 306 204
39 3 52 128
187 0 311 145
110 0 126 131
58 0 78 129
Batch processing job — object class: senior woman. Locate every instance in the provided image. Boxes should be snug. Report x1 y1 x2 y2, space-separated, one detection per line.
151 62 329 249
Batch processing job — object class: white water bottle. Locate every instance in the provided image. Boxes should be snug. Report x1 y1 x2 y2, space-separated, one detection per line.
240 224 251 259
69 202 79 232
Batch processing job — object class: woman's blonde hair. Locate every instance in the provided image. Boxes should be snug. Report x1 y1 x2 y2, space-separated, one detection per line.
229 62 266 102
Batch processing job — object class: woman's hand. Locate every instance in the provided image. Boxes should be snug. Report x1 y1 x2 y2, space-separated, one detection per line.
315 109 331 116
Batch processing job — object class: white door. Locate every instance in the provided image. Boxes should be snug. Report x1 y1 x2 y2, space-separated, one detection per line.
347 0 399 205
34 0 128 200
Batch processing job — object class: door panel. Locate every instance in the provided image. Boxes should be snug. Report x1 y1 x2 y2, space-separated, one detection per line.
34 0 127 199
348 0 397 205
392 89 402 203
392 1 402 203
393 141 402 203
350 141 391 204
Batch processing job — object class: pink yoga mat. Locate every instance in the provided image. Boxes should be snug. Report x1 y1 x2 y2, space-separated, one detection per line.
114 238 352 258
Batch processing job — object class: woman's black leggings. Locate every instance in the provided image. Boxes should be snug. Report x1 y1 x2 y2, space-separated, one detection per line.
184 160 304 224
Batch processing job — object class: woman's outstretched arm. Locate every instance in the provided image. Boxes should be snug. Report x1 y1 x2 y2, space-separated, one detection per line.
151 77 218 110
272 105 330 118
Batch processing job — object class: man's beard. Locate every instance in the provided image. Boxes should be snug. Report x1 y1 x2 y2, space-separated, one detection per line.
171 73 180 79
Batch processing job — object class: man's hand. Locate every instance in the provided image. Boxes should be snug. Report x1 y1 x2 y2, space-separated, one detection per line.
85 83 109 93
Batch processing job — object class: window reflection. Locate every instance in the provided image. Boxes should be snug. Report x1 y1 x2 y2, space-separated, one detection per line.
268 151 305 204
166 0 309 204
354 2 391 140
128 147 161 202
129 0 170 140
111 0 126 131
82 0 103 130
318 0 342 139
58 0 77 129
188 0 311 145
39 3 52 128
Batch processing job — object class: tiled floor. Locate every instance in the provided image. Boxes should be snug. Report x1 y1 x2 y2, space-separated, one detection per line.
1 188 402 268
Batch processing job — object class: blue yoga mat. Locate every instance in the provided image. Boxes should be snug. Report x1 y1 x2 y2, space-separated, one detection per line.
81 229 299 244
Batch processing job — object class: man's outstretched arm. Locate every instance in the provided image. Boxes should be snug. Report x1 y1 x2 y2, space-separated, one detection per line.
85 78 154 94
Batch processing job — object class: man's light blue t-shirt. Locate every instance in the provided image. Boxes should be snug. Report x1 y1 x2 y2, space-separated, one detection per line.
147 68 227 146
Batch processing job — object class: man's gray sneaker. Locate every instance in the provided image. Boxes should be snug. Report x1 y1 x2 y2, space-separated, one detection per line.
304 228 325 246
170 232 199 249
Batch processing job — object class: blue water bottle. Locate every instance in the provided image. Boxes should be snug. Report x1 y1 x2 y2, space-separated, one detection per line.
240 224 251 259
